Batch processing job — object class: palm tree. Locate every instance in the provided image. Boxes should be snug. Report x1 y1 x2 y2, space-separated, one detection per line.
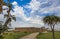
0 0 16 39
0 0 16 32
43 15 60 39
3 0 16 31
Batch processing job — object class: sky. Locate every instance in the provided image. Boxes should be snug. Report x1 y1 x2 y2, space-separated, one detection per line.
0 0 60 30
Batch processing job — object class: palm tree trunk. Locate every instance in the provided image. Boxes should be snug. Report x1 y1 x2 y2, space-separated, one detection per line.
4 18 11 26
52 25 55 39
52 29 55 39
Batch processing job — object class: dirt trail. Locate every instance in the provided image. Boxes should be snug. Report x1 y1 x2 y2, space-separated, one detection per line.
20 32 39 39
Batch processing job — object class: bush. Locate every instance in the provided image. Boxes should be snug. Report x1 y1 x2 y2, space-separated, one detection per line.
39 32 42 35
0 35 4 39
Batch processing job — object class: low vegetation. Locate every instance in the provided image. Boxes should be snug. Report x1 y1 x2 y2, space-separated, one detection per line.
3 32 31 39
37 32 60 39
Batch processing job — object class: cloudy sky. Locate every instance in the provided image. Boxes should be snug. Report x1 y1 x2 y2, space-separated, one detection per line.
0 0 60 29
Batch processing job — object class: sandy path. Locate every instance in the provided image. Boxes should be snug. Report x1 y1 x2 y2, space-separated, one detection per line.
19 32 39 39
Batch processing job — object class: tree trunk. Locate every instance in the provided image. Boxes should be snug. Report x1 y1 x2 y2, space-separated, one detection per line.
52 29 55 39
52 25 55 39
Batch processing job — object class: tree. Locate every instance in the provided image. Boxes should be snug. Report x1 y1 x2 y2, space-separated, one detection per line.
43 15 60 39
0 0 16 35
0 0 16 39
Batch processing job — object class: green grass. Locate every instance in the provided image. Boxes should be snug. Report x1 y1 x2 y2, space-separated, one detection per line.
37 32 60 39
3 32 31 39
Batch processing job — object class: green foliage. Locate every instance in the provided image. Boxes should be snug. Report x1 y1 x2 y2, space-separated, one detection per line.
37 32 60 39
0 23 3 34
43 15 60 25
43 15 60 39
0 0 16 39
4 32 31 39
0 35 4 39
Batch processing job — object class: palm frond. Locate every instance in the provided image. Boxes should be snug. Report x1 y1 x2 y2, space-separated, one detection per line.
4 14 8 18
43 15 60 26
11 15 16 21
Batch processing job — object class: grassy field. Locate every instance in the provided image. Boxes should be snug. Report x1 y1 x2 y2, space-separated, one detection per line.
3 32 31 39
37 32 60 39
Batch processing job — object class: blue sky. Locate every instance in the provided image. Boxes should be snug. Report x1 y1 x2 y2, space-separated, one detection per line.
1 0 60 30
4 0 31 6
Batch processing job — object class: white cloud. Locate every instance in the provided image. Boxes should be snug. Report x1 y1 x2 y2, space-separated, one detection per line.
25 0 60 26
0 14 4 21
10 0 60 29
25 0 60 16
0 5 9 24
11 1 44 28
12 2 28 21
12 1 18 5
25 0 40 13
12 21 43 28
2 5 9 14
27 15 44 25
38 6 60 15
29 0 40 10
